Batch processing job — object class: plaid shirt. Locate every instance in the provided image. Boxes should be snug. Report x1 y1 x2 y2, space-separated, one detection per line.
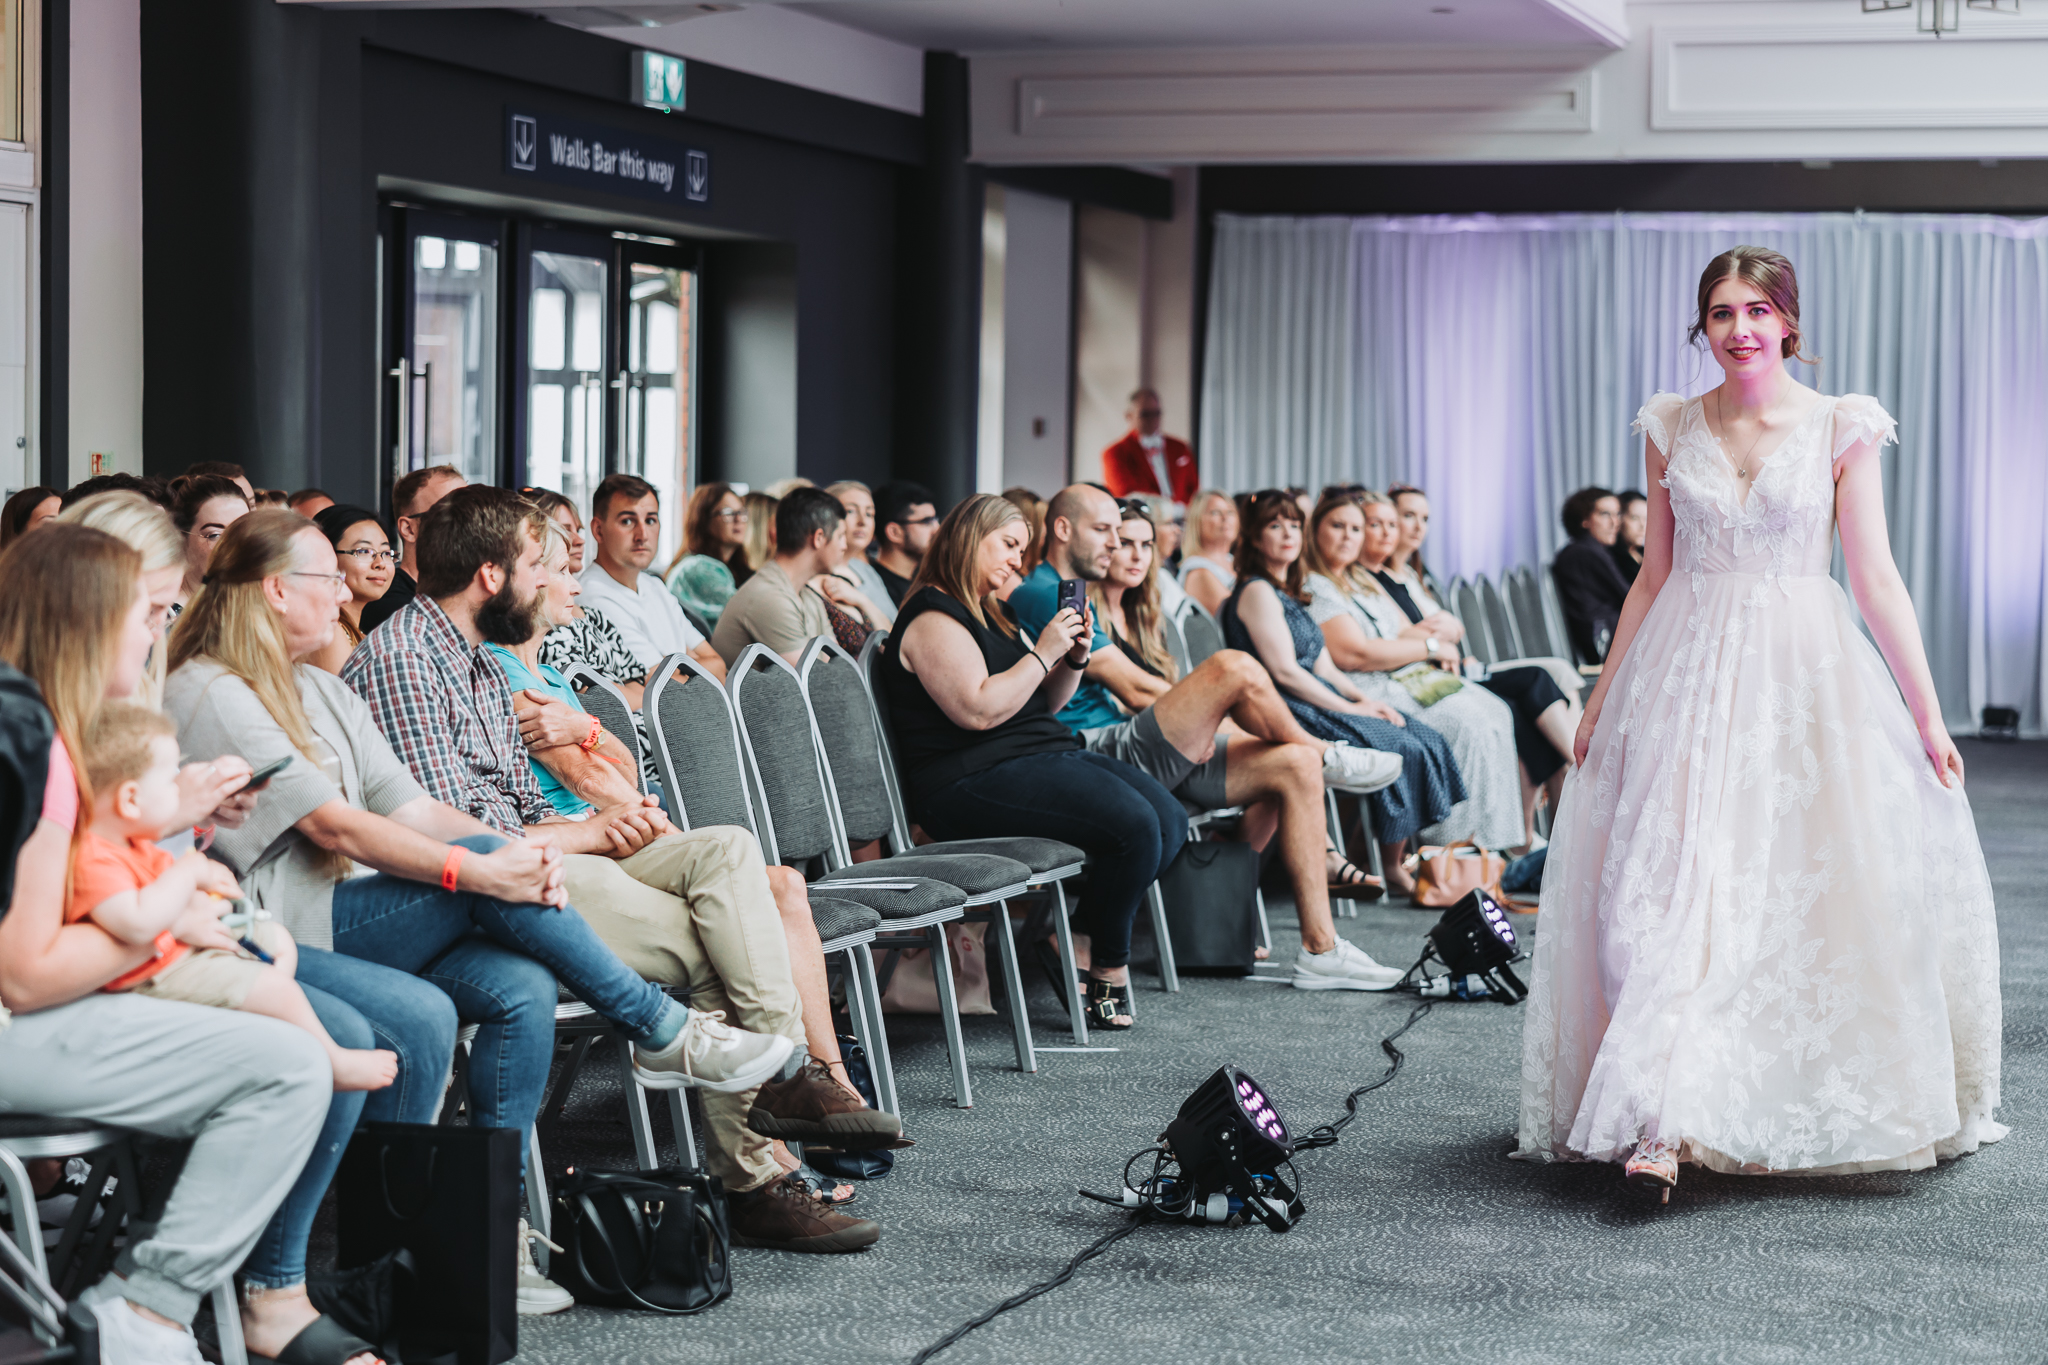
340 596 555 836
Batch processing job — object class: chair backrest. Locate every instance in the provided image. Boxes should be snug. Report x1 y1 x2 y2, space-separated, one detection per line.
1479 575 1521 659
642 650 758 837
856 630 920 852
1162 604 1191 676
563 665 646 794
1177 596 1226 669
1542 564 1584 664
1449 578 1495 665
679 603 715 642
796 638 899 851
1507 567 1553 658
727 644 844 868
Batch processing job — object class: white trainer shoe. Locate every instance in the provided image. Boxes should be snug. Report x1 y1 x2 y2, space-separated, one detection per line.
1322 744 1403 794
517 1218 575 1316
633 1008 798 1092
88 1296 205 1365
1292 937 1405 992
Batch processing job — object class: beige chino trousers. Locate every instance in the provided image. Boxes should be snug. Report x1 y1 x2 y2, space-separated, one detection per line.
562 825 802 1192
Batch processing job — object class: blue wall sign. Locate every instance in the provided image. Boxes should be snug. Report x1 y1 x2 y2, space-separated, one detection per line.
505 108 710 207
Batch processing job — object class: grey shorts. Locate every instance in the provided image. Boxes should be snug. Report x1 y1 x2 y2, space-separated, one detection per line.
1081 706 1230 810
131 920 290 1011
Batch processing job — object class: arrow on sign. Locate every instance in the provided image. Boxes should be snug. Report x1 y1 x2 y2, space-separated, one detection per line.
510 115 537 171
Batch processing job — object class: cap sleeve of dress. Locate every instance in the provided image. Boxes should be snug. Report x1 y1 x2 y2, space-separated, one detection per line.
1831 394 1898 461
1630 392 1685 454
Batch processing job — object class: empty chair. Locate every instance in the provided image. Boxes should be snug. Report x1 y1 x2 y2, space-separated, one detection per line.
1175 596 1227 671
729 644 1036 1109
1451 578 1496 665
1508 567 1554 659
641 649 900 1113
1479 575 1521 660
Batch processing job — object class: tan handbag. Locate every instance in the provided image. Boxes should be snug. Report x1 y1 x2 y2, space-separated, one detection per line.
878 921 994 1016
1405 841 1509 908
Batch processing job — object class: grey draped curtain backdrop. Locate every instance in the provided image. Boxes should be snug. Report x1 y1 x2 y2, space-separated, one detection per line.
1200 211 2048 735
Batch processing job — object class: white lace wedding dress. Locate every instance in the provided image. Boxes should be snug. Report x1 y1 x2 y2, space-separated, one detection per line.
1515 391 2004 1175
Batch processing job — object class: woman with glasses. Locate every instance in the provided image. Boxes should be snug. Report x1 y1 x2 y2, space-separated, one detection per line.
307 505 395 674
1222 490 1465 896
666 483 751 628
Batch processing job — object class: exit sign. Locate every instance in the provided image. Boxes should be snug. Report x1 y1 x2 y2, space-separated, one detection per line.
636 52 686 113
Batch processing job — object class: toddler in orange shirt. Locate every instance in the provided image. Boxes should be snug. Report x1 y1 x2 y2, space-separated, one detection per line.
70 702 397 1092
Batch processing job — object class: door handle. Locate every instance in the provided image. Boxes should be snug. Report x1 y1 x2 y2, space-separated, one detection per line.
389 364 410 472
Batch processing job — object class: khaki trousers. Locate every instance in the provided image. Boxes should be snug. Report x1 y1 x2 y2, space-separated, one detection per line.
563 826 801 1192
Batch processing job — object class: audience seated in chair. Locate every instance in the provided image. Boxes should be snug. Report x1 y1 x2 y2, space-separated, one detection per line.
306 504 395 675
870 480 938 609
1178 488 1240 618
341 486 895 1253
1023 492 1414 992
873 493 1188 1032
168 475 252 622
1222 490 1469 897
713 488 888 668
0 524 348 1365
1612 488 1647 586
1551 486 1631 665
665 481 754 628
359 464 466 636
825 481 898 626
56 491 189 708
574 473 726 682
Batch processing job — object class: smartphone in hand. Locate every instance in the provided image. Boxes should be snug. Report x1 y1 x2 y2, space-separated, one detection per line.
1056 578 1087 621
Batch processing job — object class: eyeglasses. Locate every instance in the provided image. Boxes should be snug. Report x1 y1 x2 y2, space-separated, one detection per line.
338 546 398 566
712 508 749 522
285 570 349 590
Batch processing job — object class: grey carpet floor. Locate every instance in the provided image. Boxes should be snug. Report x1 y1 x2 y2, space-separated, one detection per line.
513 738 2046 1365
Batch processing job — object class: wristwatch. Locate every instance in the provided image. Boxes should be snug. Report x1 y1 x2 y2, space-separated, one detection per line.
1424 637 1440 659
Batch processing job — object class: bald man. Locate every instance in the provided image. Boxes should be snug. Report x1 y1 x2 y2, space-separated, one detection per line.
1009 485 1409 993
1101 388 1197 509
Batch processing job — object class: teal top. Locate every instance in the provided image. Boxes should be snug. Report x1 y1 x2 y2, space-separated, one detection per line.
484 645 594 817
667 554 738 628
1006 563 1123 733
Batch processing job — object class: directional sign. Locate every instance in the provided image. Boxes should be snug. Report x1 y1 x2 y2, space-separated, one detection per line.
636 51 686 113
504 107 710 208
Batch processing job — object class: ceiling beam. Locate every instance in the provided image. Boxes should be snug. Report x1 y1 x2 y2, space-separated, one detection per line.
1536 0 1627 49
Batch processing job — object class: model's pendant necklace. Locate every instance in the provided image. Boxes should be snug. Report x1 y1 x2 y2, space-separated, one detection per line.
1716 381 1788 479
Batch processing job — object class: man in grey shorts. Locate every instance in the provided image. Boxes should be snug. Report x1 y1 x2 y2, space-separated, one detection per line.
1010 485 1408 992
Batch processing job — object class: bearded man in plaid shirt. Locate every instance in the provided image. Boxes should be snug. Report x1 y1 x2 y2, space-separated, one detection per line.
344 485 895 1254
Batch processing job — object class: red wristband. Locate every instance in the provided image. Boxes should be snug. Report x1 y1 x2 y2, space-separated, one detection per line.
578 715 603 753
441 846 467 892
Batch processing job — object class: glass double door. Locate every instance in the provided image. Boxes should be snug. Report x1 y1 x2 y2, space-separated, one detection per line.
383 209 698 564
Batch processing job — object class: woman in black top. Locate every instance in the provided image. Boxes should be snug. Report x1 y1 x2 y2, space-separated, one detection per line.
880 494 1186 1030
1551 487 1632 664
1611 489 1647 585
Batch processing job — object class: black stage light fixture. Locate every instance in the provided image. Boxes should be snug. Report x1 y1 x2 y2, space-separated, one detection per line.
1423 888 1527 1004
1161 1067 1305 1232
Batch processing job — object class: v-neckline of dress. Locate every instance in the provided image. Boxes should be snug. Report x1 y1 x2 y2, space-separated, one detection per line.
1695 392 1832 511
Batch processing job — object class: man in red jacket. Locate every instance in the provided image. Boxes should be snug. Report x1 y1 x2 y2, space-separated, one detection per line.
1101 388 1197 510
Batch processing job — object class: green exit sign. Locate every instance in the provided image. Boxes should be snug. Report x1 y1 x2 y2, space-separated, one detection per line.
636 51 686 113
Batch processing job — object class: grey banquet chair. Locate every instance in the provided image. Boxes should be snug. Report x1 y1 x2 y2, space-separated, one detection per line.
1479 574 1521 661
641 649 899 1114
728 644 1034 1110
1507 566 1554 659
1450 577 1496 665
857 631 1164 1045
562 663 647 796
1174 596 1227 671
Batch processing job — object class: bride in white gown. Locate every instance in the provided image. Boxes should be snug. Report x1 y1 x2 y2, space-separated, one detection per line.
1516 246 2003 1199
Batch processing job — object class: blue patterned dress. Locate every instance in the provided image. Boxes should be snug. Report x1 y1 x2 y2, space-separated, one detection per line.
1223 578 1465 845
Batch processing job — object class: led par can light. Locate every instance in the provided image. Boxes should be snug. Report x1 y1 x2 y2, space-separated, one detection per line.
1424 888 1527 1004
1161 1067 1304 1232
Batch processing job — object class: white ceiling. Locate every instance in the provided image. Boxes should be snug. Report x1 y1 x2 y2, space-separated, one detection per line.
778 0 1624 52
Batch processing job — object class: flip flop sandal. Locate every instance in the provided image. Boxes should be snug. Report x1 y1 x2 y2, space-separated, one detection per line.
789 1163 858 1207
250 1315 382 1365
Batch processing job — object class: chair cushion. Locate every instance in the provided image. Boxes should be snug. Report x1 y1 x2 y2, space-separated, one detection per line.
805 874 967 919
810 897 882 942
851 852 1032 898
894 838 1083 878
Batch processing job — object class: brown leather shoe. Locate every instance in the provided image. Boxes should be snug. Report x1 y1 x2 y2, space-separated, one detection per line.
729 1175 880 1253
746 1058 903 1147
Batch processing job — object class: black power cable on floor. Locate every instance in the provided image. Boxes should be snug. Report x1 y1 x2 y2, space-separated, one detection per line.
904 997 1436 1363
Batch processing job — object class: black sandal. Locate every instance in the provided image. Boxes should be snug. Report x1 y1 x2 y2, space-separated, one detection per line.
1328 856 1386 901
788 1162 858 1207
249 1315 381 1365
1084 976 1133 1030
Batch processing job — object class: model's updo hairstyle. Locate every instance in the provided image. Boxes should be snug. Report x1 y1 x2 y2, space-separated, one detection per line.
1686 246 1818 365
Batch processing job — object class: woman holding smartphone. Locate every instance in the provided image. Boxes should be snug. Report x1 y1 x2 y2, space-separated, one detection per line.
877 494 1186 1031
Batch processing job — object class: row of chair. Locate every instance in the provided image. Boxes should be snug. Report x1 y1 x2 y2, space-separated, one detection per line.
1449 564 1585 670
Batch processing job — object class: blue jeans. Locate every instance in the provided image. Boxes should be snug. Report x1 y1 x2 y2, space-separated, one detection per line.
918 750 1187 970
241 835 675 1287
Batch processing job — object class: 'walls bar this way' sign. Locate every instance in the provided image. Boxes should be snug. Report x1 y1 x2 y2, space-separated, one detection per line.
505 107 710 207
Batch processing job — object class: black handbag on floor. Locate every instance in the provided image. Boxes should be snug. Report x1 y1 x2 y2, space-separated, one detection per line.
335 1122 520 1365
1156 839 1261 974
550 1167 733 1315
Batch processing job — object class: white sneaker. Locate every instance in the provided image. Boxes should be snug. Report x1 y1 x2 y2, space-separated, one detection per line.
1292 937 1405 992
1322 744 1403 794
633 1009 798 1092
517 1218 575 1316
89 1296 205 1365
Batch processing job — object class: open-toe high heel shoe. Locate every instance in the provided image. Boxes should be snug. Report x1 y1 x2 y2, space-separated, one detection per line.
1623 1140 1679 1204
1084 975 1132 1030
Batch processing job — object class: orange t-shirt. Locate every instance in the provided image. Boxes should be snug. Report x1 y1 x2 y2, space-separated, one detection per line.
67 830 190 991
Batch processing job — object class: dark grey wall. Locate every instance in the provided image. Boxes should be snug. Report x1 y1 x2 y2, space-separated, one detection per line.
139 1 926 509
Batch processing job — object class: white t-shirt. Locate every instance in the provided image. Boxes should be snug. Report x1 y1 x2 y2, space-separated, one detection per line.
576 561 706 670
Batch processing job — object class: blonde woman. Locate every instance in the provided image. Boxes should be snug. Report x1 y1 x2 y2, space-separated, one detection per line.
825 480 897 624
741 489 778 578
1178 487 1238 617
58 491 188 708
875 494 1182 1031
